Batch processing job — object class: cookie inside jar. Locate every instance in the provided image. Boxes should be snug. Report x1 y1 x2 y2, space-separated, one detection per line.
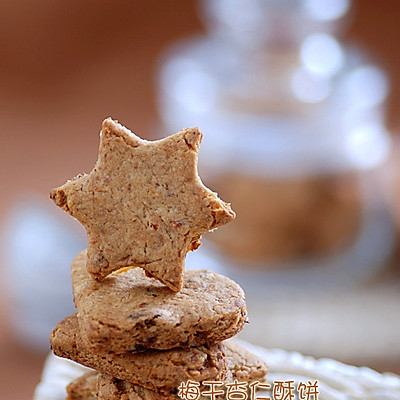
205 171 363 267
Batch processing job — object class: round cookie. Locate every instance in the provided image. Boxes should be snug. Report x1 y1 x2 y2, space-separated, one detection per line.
66 371 98 400
70 340 268 400
51 314 228 395
71 250 247 353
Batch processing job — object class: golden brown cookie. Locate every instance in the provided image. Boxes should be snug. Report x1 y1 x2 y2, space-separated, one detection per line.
97 374 171 400
50 314 228 395
66 371 98 400
50 118 235 291
97 340 268 400
71 250 247 353
224 340 268 381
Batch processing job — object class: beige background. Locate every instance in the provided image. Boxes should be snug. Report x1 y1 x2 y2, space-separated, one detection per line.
1 1 400 399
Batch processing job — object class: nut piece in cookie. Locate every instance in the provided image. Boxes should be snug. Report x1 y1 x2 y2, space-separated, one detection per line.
50 118 235 291
71 250 247 353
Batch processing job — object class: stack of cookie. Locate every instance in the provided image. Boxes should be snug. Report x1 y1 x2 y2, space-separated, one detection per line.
51 251 267 399
49 119 268 399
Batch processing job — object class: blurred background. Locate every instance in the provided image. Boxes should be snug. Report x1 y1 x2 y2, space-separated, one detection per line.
1 1 400 399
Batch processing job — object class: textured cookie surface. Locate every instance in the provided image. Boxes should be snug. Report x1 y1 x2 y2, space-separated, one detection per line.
66 371 99 400
98 374 172 400
50 118 235 291
71 250 247 353
50 314 227 395
224 339 268 381
97 340 268 400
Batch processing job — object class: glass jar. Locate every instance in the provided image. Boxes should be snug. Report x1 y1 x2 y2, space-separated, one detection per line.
157 0 395 289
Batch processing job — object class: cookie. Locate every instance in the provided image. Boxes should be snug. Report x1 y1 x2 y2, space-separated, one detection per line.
50 118 235 291
50 314 228 395
97 374 173 400
224 340 268 381
98 373 208 400
97 340 268 400
71 250 247 353
66 371 98 400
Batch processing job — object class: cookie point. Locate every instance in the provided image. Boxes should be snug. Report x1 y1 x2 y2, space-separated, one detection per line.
166 280 182 292
101 117 118 133
183 127 203 150
102 116 115 126
101 117 142 147
207 196 236 230
49 188 56 200
50 187 69 212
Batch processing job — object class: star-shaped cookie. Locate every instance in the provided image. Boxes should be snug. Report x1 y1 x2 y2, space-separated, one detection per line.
50 118 235 291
